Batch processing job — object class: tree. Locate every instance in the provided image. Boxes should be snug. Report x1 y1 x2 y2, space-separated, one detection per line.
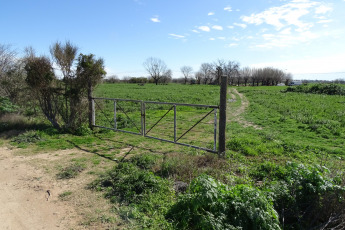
24 42 106 132
161 69 172 84
180 66 193 84
212 59 226 85
199 63 213 84
195 71 203 84
25 55 60 129
240 67 252 86
0 44 16 78
223 61 240 85
0 44 26 102
143 57 168 85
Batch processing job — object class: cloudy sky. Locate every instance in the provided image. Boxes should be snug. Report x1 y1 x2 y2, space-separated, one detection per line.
1 0 345 80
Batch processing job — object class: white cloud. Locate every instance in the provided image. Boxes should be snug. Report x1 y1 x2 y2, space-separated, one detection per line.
240 0 330 31
209 38 215 41
192 29 200 33
224 6 232 12
317 19 332 24
227 43 238 47
151 16 160 23
234 23 247 29
227 25 234 29
315 5 332 14
169 34 185 38
254 30 319 48
208 12 215 16
280 28 291 35
212 25 223 30
198 26 210 32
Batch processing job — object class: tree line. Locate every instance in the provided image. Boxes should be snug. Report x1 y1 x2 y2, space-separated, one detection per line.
104 57 293 86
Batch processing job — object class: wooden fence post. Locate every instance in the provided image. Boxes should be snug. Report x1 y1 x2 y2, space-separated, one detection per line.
218 75 227 157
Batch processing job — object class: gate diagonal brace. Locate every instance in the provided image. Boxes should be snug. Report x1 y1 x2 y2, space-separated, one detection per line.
94 99 114 128
117 103 141 133
145 105 174 135
176 109 214 142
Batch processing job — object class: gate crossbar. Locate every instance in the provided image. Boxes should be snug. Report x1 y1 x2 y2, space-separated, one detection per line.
92 97 219 153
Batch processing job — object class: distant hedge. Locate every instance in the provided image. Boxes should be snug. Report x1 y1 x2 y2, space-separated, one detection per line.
283 84 345 95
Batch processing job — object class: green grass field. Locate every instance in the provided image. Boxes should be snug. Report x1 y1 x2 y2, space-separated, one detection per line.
5 83 345 229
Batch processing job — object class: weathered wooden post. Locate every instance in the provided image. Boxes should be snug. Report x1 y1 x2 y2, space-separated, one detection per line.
218 75 227 157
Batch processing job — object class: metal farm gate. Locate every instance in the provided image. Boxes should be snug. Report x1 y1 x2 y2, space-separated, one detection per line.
91 98 219 153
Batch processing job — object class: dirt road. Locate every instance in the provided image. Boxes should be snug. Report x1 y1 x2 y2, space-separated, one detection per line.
0 147 78 230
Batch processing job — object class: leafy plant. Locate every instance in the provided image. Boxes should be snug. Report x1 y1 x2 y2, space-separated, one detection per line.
167 174 281 230
11 130 43 145
89 162 175 228
267 162 345 229
56 163 86 179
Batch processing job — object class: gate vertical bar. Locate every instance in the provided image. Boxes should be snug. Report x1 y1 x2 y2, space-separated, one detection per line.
114 100 117 130
218 75 227 157
92 99 95 127
141 101 144 135
142 102 146 136
174 104 177 142
214 108 217 152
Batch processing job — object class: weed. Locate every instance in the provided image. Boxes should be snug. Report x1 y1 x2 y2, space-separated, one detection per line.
58 191 73 200
56 163 86 179
167 174 280 230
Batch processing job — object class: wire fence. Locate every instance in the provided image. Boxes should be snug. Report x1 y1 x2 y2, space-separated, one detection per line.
92 97 219 153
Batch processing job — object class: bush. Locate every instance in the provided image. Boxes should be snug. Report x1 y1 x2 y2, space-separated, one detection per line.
282 84 345 96
56 163 85 179
167 174 280 230
0 96 19 114
128 153 161 170
89 162 175 229
267 162 345 229
11 130 43 145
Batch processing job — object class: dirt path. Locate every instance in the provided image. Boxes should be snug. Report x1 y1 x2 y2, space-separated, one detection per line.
227 88 262 130
0 147 79 230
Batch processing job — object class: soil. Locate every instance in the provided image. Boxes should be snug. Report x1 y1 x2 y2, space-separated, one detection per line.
0 146 117 230
0 146 80 230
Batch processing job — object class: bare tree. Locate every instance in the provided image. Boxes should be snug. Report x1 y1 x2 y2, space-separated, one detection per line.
223 61 240 86
0 44 27 102
212 59 226 85
195 71 203 84
200 63 213 84
240 67 252 86
180 66 193 84
143 57 168 85
0 44 16 77
161 69 172 84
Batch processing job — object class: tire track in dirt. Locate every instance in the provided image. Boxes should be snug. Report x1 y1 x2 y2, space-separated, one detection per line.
227 88 262 130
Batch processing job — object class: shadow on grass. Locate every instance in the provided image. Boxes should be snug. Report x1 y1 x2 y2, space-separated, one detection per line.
66 139 134 162
93 133 170 156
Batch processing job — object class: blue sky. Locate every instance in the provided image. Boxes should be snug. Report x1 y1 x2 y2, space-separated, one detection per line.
1 0 345 80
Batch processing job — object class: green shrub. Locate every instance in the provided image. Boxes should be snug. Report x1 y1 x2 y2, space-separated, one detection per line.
250 161 286 181
128 153 161 170
282 84 345 96
267 162 345 229
11 130 43 145
167 174 280 230
0 96 18 114
89 162 175 229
